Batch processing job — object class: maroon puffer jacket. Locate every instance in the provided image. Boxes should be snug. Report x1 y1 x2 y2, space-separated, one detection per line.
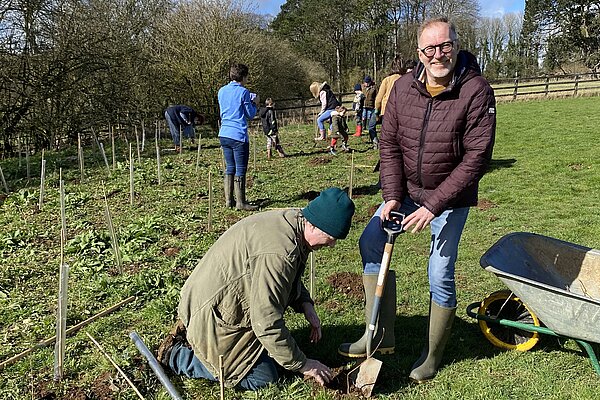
379 51 496 216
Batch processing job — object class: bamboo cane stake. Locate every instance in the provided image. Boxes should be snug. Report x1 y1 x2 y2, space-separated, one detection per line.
86 332 145 400
155 134 162 185
0 165 9 194
135 126 141 163
18 136 22 167
252 129 256 173
26 142 30 180
103 186 122 273
99 143 110 174
349 150 354 199
0 296 135 371
54 171 68 381
179 125 183 154
111 125 116 171
129 144 134 205
208 171 212 231
78 133 84 181
219 355 225 400
195 134 201 173
38 158 46 210
309 252 315 299
141 120 146 152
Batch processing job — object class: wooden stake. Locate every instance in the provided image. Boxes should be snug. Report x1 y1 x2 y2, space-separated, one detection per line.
103 186 122 273
195 132 201 173
0 165 9 194
0 296 135 371
179 125 183 154
135 126 141 163
129 144 134 205
54 171 68 381
111 125 116 171
26 143 30 180
349 150 354 199
208 171 212 231
141 120 146 152
309 253 315 299
155 134 162 185
38 158 46 210
86 332 145 400
78 133 84 181
219 355 225 400
99 143 110 174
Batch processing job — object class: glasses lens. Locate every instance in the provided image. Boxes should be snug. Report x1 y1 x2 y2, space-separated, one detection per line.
441 41 454 53
423 46 435 57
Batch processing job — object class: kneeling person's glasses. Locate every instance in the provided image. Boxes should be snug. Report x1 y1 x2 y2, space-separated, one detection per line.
419 41 454 57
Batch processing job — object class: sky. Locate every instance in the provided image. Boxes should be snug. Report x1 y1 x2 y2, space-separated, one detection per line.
255 0 525 18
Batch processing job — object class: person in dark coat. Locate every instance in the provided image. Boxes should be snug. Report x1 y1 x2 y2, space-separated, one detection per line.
259 98 286 159
338 17 496 383
164 105 203 151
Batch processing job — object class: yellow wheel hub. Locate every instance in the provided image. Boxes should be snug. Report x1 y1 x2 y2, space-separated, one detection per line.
478 290 540 351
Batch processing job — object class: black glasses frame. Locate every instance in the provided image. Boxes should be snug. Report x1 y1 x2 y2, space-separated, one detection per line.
419 41 455 57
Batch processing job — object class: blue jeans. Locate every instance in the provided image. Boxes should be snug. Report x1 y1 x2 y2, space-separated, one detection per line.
168 343 279 391
165 111 194 146
317 109 333 131
219 136 249 176
362 108 377 142
359 198 469 307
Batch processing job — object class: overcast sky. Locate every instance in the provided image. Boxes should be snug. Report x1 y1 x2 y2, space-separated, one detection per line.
255 0 525 18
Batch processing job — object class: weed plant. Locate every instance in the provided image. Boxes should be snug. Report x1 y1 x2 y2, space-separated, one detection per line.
1 97 600 399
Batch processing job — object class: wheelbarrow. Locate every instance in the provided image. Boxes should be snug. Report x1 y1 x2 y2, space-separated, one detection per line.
467 232 600 375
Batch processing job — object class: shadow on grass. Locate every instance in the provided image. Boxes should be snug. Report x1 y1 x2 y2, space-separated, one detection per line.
290 314 506 394
488 158 517 172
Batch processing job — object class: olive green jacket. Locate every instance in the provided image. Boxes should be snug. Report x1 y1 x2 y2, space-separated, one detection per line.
178 209 313 387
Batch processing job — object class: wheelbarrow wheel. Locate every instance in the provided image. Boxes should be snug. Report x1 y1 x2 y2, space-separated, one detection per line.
478 290 541 351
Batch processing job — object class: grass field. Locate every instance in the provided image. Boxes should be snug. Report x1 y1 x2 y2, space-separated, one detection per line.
1 96 599 399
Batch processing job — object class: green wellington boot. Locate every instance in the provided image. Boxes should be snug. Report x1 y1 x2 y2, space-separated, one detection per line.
224 174 234 208
234 175 259 211
338 271 396 357
409 301 457 383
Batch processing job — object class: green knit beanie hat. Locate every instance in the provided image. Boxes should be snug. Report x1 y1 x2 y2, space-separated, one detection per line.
302 188 355 239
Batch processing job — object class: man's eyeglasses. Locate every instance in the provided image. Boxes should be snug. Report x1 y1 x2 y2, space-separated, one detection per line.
419 41 455 58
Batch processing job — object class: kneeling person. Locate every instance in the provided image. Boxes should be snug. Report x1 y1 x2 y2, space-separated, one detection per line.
158 188 355 390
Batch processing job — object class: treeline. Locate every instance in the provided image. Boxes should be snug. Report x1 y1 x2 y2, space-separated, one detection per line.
2 0 599 154
0 0 323 154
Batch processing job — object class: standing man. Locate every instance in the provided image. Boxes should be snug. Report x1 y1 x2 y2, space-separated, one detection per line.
338 17 496 383
158 187 355 390
164 105 203 152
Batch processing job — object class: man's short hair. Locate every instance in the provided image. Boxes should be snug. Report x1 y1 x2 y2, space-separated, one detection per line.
229 63 249 82
417 17 458 43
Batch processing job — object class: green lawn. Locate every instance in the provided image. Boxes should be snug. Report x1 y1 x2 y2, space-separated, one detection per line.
1 96 599 399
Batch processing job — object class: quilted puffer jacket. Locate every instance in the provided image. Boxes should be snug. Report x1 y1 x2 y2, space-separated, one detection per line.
379 50 496 216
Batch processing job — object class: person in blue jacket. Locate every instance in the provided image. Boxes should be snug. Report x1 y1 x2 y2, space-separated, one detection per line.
218 63 259 211
164 105 203 152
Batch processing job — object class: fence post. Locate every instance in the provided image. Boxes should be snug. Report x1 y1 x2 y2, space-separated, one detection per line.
545 74 549 96
512 72 519 100
574 74 580 96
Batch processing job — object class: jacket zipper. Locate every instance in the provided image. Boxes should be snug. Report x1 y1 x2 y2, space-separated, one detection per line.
417 98 433 188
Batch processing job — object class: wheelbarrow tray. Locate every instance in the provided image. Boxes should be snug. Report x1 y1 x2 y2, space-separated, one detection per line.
480 232 600 343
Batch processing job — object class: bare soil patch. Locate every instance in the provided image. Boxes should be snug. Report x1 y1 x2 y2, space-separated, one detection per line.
326 272 364 301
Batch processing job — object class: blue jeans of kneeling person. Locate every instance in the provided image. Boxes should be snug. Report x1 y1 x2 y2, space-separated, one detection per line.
219 136 249 176
359 198 469 308
168 342 278 390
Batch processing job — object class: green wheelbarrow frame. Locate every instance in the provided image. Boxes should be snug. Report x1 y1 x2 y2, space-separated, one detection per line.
466 301 600 376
